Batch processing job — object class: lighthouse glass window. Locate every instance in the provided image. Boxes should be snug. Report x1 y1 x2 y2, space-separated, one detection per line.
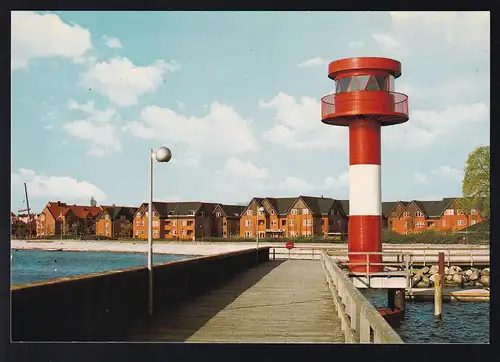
336 75 394 93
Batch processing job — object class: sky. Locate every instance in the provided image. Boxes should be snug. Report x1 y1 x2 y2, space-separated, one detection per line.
11 11 490 213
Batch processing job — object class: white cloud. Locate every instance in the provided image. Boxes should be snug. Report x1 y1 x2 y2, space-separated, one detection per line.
102 35 123 49
124 102 258 156
67 99 119 122
260 92 348 150
80 57 181 106
349 42 364 49
216 158 269 179
297 57 327 68
11 168 107 202
11 11 92 70
43 124 54 130
323 171 349 189
372 12 489 57
272 176 315 193
432 165 463 181
62 121 122 157
414 172 428 184
385 102 489 149
63 100 122 156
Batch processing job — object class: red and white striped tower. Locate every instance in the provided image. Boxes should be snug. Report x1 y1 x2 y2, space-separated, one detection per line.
320 57 409 273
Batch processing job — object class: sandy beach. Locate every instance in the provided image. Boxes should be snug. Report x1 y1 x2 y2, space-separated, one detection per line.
10 239 487 257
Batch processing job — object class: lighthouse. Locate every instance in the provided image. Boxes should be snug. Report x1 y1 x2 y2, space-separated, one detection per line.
321 57 409 272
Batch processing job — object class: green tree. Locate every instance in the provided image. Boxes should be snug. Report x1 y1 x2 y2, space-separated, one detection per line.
462 146 490 220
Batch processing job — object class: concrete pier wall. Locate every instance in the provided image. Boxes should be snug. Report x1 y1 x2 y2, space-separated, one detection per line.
12 247 270 341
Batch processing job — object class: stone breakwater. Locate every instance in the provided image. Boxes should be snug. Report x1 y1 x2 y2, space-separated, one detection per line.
411 265 490 288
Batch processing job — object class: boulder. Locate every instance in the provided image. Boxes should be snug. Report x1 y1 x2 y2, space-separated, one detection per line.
429 265 439 275
448 267 458 276
444 266 450 275
479 275 490 287
445 274 453 281
465 269 473 277
412 274 422 286
456 266 462 272
469 270 480 281
416 280 430 288
480 268 490 276
421 266 430 274
452 274 463 285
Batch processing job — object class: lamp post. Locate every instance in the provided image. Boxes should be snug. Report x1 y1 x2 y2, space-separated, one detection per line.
256 206 265 264
148 146 172 315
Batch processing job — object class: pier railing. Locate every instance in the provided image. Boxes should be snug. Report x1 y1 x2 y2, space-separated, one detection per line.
267 245 489 267
320 251 404 344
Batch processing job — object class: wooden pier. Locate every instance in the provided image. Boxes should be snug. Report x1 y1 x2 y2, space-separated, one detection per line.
128 260 346 343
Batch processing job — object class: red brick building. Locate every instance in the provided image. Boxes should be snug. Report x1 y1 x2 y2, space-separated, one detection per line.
36 201 102 237
133 201 219 240
95 206 138 238
212 204 245 238
389 197 484 234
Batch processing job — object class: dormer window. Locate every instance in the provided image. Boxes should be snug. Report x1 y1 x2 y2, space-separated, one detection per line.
168 211 174 216
216 212 221 217
247 210 253 216
189 210 196 216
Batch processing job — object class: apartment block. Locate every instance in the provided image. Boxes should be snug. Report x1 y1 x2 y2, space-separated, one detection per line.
133 201 219 240
95 205 138 238
212 204 245 238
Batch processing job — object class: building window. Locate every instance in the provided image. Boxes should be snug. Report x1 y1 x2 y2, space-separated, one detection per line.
442 220 447 227
105 215 109 220
271 220 277 226
290 209 298 215
135 230 139 236
258 209 265 216
172 220 177 226
247 210 253 216
457 209 464 215
403 212 409 217
182 230 187 236
471 209 478 215
444 209 454 216
136 221 140 226
153 220 159 227
153 230 159 237
245 220 252 227
244 231 252 238
302 209 309 215
321 219 325 225
182 220 187 226
471 220 477 225
172 230 177 235
281 220 286 226
415 211 424 217
416 221 425 228
200 212 205 217
216 212 221 217
223 221 227 226
289 220 294 226
457 220 464 226
270 210 275 215
404 222 408 228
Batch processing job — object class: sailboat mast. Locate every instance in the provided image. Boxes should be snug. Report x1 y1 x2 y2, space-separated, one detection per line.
24 182 32 237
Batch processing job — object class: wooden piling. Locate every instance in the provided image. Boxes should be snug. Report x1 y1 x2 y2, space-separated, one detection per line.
434 273 442 321
438 252 445 291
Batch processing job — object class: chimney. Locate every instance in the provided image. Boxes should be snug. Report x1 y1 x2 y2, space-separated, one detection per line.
321 195 324 199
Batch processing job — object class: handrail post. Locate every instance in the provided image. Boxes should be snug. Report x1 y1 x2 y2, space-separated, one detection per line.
470 250 474 267
447 249 451 266
423 249 426 266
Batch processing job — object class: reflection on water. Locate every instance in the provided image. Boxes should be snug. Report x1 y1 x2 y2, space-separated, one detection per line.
361 288 489 343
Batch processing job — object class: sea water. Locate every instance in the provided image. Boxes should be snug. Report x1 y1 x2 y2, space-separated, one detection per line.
11 249 199 285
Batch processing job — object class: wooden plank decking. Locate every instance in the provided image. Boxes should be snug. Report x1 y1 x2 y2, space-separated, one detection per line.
128 260 344 343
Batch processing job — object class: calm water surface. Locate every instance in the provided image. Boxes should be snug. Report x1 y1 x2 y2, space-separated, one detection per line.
362 289 490 343
11 249 199 285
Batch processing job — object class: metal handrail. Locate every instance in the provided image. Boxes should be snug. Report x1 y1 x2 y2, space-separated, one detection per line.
320 251 403 343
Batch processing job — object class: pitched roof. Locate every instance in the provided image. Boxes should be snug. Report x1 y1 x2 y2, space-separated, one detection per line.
382 202 398 218
298 196 336 215
240 197 266 215
216 204 246 217
265 197 298 215
98 206 138 221
412 200 449 218
339 200 349 216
